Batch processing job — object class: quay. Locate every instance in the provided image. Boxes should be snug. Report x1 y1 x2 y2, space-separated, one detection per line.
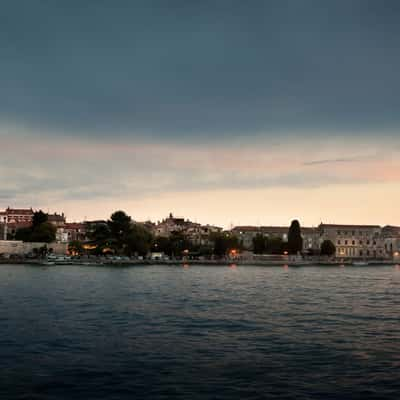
0 258 398 267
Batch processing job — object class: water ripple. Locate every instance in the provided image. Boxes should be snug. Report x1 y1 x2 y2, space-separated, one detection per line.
1 264 400 399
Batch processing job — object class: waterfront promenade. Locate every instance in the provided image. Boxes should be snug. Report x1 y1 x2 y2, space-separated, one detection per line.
1 258 398 267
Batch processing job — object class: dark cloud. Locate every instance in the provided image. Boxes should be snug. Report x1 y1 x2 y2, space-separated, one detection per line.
303 156 368 166
1 0 400 140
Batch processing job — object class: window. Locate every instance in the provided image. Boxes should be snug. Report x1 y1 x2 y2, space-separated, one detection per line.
345 240 348 245
338 240 341 245
360 241 363 245
352 240 355 245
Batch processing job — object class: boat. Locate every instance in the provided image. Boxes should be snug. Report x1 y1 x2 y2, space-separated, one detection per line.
46 255 73 265
40 260 56 266
353 261 369 266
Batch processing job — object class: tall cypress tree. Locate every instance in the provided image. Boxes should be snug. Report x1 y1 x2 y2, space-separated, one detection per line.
288 220 303 254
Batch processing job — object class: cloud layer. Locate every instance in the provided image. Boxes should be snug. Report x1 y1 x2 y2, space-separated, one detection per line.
1 1 400 225
1 1 400 139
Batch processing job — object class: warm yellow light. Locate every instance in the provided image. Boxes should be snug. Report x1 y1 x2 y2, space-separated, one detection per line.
83 244 97 250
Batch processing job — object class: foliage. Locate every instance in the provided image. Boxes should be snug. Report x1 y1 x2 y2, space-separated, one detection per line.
125 224 153 256
15 211 56 243
89 223 112 248
212 232 241 257
108 211 132 250
32 245 49 257
87 211 154 256
266 236 287 254
320 240 336 256
151 236 172 254
32 210 48 228
253 233 266 254
152 232 195 257
30 222 56 243
15 227 33 242
251 233 287 255
287 220 303 254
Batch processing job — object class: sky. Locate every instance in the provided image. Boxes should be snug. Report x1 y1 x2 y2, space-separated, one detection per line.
1 0 400 228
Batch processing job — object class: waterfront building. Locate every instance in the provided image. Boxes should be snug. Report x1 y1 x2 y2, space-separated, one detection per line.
47 212 66 227
381 225 400 258
56 222 87 243
154 213 222 245
0 207 34 225
231 225 320 252
154 213 187 237
185 224 223 246
0 208 34 240
318 224 387 259
0 208 67 240
230 226 261 249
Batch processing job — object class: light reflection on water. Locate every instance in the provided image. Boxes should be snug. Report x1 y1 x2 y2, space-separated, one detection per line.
0 264 400 400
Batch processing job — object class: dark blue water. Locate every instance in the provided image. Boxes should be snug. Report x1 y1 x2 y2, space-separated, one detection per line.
1 264 400 399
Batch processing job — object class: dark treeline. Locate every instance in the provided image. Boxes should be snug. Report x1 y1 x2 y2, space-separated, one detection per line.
72 211 243 258
15 211 56 243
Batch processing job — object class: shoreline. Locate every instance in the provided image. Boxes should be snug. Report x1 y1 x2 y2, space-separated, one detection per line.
1 259 398 267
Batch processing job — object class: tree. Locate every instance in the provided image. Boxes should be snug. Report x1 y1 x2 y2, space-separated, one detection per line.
32 210 48 228
265 236 286 254
288 220 303 254
15 227 33 242
168 232 193 257
320 240 336 256
108 211 132 252
30 222 56 243
15 211 56 243
152 236 172 255
252 233 266 254
125 224 153 256
89 223 111 244
212 233 240 257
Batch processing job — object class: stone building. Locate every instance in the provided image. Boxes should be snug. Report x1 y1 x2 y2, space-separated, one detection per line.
318 224 387 259
231 225 320 252
47 212 66 227
0 208 34 239
381 226 400 258
153 213 222 244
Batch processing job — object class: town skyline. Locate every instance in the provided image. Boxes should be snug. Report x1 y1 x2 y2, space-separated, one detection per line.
2 2 400 227
0 204 398 231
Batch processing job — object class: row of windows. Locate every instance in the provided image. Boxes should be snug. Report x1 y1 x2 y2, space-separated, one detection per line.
337 230 378 237
337 240 377 246
338 248 384 256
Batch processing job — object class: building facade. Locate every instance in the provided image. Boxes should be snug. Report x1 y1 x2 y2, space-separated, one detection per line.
318 224 387 259
231 225 320 252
